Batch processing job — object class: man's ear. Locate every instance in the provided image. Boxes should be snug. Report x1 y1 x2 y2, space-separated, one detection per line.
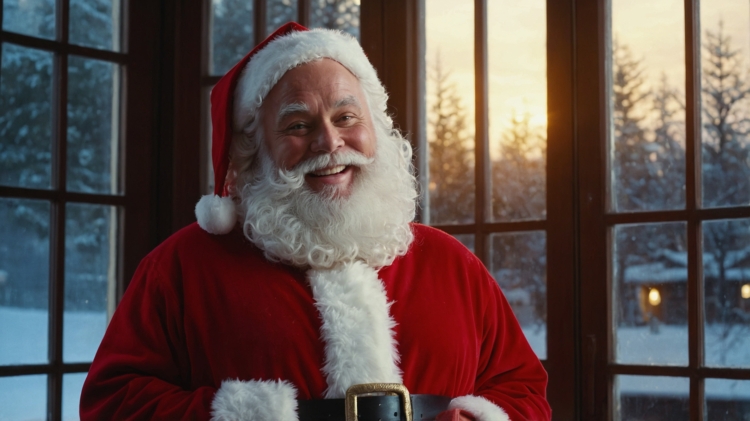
223 160 238 197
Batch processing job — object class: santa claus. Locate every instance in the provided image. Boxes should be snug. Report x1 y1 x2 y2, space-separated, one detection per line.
80 23 551 421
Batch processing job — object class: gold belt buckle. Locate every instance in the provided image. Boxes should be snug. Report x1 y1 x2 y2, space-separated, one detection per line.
344 383 412 421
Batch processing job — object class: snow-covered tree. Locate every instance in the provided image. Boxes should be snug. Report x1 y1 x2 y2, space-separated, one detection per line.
701 21 750 208
1 0 115 310
427 56 475 224
492 112 545 221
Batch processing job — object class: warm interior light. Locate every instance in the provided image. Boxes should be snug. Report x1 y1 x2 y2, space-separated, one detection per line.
742 284 750 300
648 288 661 306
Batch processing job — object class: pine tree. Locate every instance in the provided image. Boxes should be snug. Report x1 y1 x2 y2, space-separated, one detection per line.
427 55 474 224
701 22 750 360
492 112 545 221
701 21 750 207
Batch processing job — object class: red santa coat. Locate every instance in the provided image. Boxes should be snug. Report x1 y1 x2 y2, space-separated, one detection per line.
80 223 550 420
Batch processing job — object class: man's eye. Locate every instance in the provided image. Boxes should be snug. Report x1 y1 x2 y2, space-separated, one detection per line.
287 123 307 131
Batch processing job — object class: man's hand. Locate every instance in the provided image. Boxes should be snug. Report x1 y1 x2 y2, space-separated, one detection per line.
436 408 476 421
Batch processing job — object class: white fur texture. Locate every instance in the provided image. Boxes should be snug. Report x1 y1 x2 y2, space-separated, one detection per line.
448 395 510 421
233 28 382 131
308 262 402 398
195 194 237 235
211 379 298 421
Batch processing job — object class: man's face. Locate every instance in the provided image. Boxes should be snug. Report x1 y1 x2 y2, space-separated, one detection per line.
259 58 377 197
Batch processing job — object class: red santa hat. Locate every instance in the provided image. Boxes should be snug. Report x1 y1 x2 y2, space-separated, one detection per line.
195 22 388 235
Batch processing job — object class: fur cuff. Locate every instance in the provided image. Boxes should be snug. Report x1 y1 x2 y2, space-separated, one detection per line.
195 194 237 235
308 261 402 398
211 379 298 421
448 395 510 421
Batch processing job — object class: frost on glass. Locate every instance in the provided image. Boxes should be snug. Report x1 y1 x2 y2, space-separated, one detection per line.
615 375 689 421
703 219 750 368
613 223 688 366
64 203 117 362
609 0 686 212
63 373 88 420
705 379 750 419
0 198 50 365
2 0 55 39
700 1 750 208
310 0 360 40
267 0 297 35
70 0 118 51
67 57 119 194
0 375 47 421
210 0 254 76
425 1 475 225
1 44 54 189
490 232 546 359
488 0 546 223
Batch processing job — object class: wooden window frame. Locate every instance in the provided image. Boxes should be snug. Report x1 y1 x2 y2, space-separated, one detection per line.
577 0 750 419
0 1 158 419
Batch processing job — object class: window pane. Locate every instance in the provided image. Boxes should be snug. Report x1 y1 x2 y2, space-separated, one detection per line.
309 0 360 39
490 231 546 359
453 234 474 254
0 375 47 420
267 0 297 36
615 375 689 421
0 198 50 365
210 0 254 76
70 0 119 51
705 379 750 419
1 44 54 189
63 373 87 421
609 0 686 212
64 203 117 362
2 0 55 39
425 0 475 225
488 1 546 222
703 219 750 368
613 223 687 365
67 56 120 194
700 1 750 208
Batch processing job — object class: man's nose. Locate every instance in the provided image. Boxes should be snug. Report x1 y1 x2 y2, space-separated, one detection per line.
310 121 344 153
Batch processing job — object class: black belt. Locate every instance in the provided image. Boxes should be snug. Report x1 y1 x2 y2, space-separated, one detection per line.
297 383 451 421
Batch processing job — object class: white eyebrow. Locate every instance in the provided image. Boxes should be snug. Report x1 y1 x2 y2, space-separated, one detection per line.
276 102 310 123
334 95 361 110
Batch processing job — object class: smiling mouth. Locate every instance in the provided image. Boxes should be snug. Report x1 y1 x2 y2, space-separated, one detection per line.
308 165 347 177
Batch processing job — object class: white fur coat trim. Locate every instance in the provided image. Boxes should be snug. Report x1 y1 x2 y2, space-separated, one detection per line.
233 28 384 131
211 379 299 421
308 261 402 398
448 395 510 421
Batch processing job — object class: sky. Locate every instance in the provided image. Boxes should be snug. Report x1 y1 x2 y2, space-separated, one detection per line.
425 0 750 157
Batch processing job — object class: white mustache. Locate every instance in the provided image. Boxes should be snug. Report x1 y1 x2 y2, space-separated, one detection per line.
290 151 374 176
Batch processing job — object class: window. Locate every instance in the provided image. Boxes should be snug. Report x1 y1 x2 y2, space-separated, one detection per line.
0 1 156 418
578 0 750 418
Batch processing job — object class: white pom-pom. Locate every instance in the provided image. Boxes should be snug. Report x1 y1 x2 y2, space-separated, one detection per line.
195 194 237 235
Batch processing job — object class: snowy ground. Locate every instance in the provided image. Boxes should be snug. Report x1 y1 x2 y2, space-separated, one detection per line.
0 307 106 421
0 309 747 420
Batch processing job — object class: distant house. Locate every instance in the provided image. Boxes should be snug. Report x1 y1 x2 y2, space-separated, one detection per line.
623 247 750 324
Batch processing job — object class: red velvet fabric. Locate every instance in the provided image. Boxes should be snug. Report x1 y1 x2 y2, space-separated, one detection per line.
80 224 550 420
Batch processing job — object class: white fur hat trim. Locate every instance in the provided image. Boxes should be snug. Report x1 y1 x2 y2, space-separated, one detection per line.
195 194 238 235
211 379 299 421
233 28 384 131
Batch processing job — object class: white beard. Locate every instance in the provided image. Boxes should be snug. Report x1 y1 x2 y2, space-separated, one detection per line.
236 132 417 270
